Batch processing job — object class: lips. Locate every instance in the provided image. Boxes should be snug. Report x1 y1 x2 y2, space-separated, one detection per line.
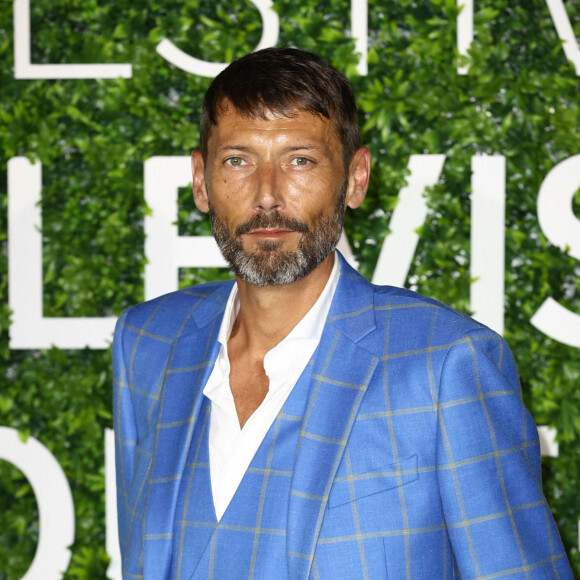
248 228 294 236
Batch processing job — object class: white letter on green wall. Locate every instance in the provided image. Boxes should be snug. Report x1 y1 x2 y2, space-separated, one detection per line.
0 427 75 580
8 158 117 349
532 154 580 348
156 0 279 77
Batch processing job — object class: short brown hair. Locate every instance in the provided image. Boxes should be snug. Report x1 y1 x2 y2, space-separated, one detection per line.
199 47 360 169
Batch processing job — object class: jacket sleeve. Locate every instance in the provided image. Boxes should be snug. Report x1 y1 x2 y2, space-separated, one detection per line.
112 309 137 563
436 328 572 578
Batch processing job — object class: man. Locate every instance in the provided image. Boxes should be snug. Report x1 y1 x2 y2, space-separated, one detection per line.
113 48 572 579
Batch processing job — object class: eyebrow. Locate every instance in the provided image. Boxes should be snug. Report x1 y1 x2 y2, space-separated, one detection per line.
216 144 330 155
285 145 328 153
216 145 253 153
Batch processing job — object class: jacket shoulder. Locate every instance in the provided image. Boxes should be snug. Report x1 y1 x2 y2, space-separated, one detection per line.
375 283 483 331
334 255 493 351
117 279 233 342
338 256 487 340
375 282 494 345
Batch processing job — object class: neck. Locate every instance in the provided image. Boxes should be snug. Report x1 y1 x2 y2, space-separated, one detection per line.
230 253 335 357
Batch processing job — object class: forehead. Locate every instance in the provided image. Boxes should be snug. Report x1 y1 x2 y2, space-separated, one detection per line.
207 106 340 152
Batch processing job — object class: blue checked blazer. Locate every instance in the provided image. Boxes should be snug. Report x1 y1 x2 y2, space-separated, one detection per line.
113 252 572 579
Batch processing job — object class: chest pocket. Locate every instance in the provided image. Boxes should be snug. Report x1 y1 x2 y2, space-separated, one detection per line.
328 453 418 509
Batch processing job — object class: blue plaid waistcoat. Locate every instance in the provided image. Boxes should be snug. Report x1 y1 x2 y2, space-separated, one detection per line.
171 362 315 580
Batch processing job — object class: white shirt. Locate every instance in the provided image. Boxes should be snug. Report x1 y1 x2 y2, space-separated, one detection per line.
203 255 340 520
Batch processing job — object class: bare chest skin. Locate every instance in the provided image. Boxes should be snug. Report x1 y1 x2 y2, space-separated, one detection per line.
227 337 270 429
224 256 335 429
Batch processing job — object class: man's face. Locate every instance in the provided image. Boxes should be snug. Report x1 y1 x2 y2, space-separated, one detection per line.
194 107 353 286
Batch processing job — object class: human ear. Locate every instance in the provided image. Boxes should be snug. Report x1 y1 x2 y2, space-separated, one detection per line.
345 147 370 209
191 150 209 213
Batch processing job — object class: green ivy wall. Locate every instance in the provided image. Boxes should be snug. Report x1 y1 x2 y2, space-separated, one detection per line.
0 0 579 577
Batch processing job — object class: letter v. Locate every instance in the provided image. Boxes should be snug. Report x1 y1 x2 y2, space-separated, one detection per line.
372 155 446 287
545 0 580 75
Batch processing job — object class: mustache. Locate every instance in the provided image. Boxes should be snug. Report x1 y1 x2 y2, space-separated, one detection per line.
235 213 309 236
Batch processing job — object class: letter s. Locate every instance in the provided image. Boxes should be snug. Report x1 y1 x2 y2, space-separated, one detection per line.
531 155 580 348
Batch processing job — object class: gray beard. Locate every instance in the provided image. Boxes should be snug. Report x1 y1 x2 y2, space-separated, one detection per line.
209 182 347 287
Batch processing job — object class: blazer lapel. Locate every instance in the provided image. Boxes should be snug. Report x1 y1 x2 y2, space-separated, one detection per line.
287 255 380 579
143 282 231 578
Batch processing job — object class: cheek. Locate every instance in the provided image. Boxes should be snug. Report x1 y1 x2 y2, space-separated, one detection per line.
211 170 254 200
209 195 249 229
287 170 328 191
285 177 341 214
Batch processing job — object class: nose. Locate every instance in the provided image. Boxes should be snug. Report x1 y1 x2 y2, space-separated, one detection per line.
253 162 284 212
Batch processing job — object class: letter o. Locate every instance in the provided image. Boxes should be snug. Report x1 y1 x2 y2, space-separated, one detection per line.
0 427 75 580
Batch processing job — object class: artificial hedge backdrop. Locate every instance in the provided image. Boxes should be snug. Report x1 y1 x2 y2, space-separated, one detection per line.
1 0 579 577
